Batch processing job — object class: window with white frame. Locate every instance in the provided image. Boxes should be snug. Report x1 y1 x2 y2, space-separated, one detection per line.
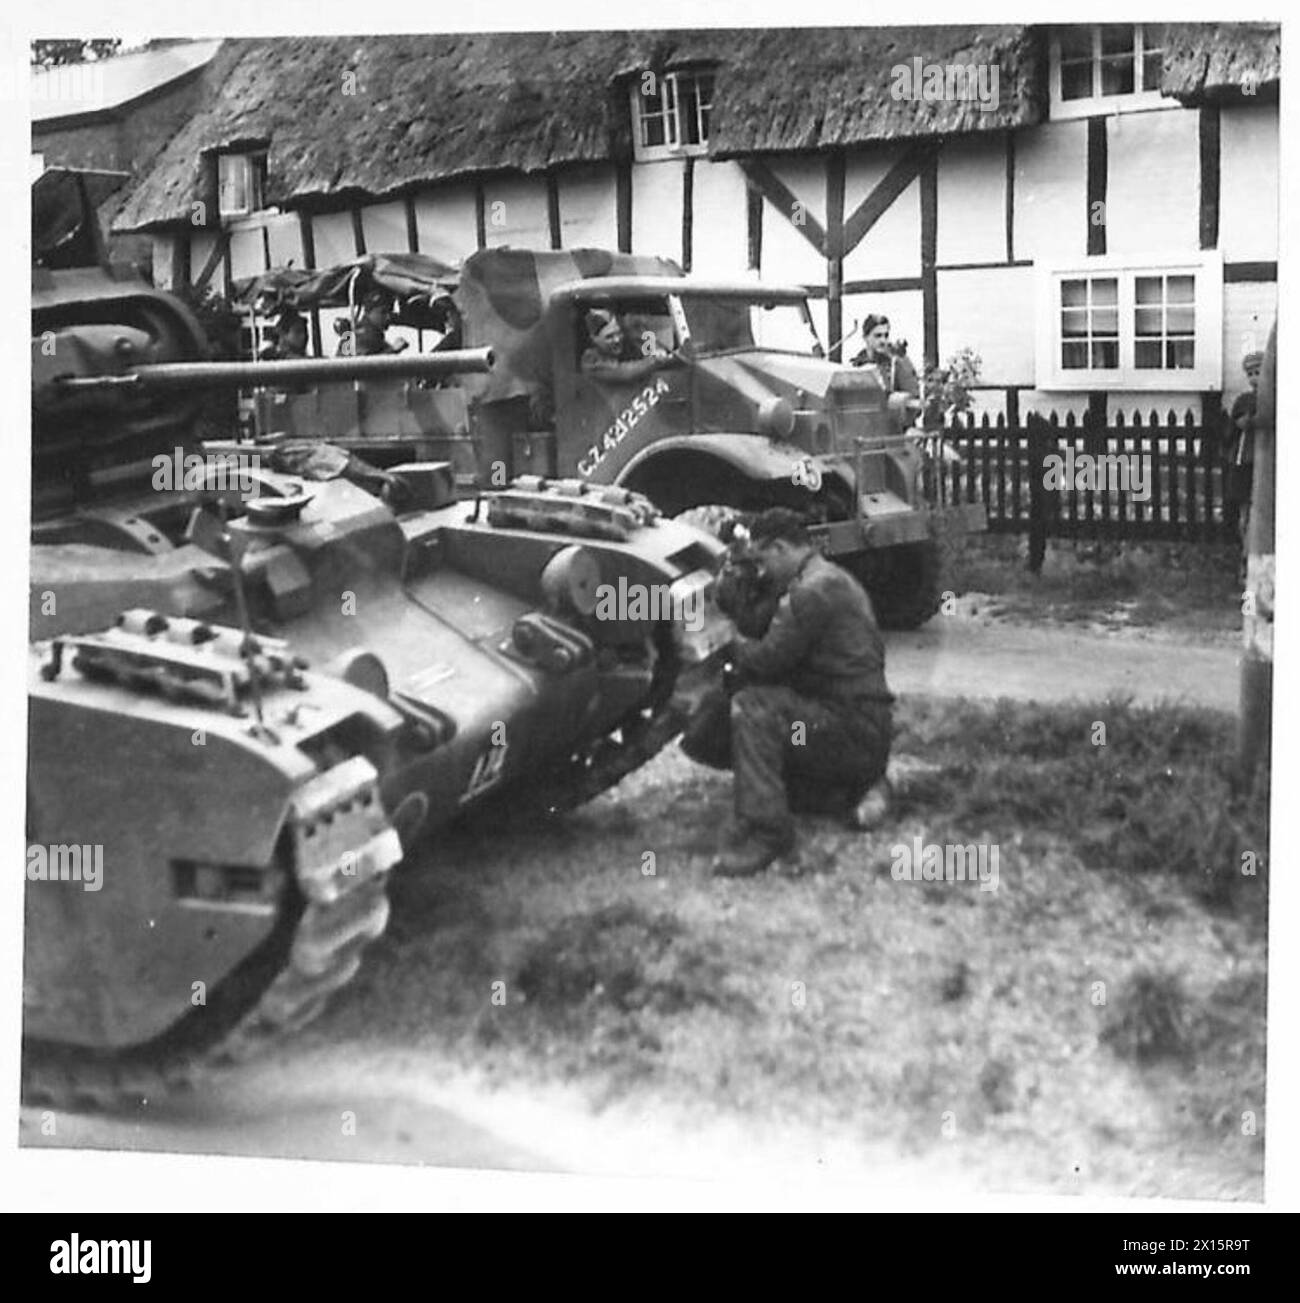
217 152 264 218
630 67 715 161
1050 24 1170 118
1035 254 1222 390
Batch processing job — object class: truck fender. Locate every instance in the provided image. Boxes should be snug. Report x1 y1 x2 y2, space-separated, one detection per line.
617 433 853 494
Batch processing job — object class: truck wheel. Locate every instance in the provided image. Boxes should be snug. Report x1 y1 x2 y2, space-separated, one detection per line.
852 539 944 630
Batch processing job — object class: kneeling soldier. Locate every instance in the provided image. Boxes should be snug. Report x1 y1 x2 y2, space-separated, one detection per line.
689 508 893 877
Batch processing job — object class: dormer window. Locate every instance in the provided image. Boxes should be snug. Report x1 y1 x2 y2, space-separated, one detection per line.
631 67 715 161
217 151 265 218
1050 25 1170 118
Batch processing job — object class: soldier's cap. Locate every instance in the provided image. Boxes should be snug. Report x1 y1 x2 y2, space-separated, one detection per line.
1243 351 1264 372
276 309 306 330
585 307 616 335
362 288 393 309
748 507 812 548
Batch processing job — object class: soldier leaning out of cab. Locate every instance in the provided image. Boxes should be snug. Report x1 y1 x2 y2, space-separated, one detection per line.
681 507 895 879
580 308 676 383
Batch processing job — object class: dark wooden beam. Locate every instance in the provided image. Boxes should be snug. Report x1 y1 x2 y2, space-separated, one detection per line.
937 259 1034 272
192 227 231 293
171 233 190 289
1199 105 1221 251
746 184 763 270
920 147 939 371
1004 130 1016 263
615 160 633 254
546 173 562 250
738 157 827 256
826 150 846 361
1086 117 1107 256
297 211 322 354
681 157 695 272
474 181 487 250
841 141 931 257
405 194 419 252
261 225 271 271
1224 261 1278 282
351 207 366 256
841 276 924 295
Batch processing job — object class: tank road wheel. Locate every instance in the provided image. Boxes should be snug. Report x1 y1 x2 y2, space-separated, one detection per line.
851 539 944 630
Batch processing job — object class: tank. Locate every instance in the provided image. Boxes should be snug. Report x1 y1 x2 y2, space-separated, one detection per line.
27 171 732 1107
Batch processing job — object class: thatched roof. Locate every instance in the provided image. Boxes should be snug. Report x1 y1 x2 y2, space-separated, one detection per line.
114 27 1040 232
1160 22 1280 102
114 24 1278 234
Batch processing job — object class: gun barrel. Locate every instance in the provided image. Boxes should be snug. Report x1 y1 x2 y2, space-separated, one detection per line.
55 347 494 394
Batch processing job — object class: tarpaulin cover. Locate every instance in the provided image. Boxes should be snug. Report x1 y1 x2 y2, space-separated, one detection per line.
454 247 681 405
234 252 459 328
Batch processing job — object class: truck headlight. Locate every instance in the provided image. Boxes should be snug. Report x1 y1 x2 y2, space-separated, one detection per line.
756 396 795 440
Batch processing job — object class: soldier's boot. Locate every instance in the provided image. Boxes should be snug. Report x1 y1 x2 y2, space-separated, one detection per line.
847 777 893 831
711 822 796 878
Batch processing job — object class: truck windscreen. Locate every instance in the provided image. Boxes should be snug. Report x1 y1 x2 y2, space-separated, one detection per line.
683 297 822 357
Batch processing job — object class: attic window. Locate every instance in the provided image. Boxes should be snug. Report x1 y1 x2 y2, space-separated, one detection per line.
631 68 715 161
217 152 265 218
1050 25 1170 118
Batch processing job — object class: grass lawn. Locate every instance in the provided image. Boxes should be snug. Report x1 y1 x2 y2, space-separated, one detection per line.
318 694 1268 1200
946 534 1242 636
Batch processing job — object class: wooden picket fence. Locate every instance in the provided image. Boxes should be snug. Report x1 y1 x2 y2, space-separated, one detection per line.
931 407 1240 547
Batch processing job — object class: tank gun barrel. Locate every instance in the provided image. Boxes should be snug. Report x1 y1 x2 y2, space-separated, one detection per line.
53 346 495 395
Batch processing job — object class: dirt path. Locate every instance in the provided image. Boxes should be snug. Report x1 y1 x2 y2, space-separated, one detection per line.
886 618 1239 711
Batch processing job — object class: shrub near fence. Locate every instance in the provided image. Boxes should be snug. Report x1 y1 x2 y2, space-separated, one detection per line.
940 408 1239 548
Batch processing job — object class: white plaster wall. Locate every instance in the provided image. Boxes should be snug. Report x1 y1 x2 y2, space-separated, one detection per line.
1104 109 1200 256
228 225 266 280
768 155 826 231
482 176 549 250
360 200 409 254
1220 104 1279 263
690 158 749 276
937 265 1035 387
311 210 358 267
265 212 304 267
936 132 1006 267
843 146 920 281
413 184 478 264
556 166 618 250
1013 119 1087 264
760 196 825 287
631 158 684 261
151 235 175 289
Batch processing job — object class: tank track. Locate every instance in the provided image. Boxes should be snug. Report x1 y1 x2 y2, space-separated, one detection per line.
542 695 691 814
23 764 396 1114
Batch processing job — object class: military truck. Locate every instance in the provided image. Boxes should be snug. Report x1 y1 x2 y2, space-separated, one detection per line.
240 247 985 627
